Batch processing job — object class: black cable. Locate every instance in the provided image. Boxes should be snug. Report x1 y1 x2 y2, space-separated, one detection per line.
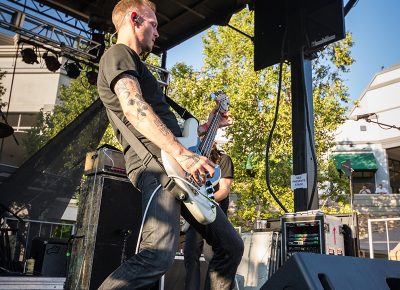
265 60 288 213
264 27 289 213
368 114 400 130
0 43 20 156
226 24 254 42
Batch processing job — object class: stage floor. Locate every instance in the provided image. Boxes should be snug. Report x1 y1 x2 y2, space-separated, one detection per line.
0 276 65 289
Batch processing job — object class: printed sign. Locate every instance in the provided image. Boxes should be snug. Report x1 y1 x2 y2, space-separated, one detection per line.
291 173 307 190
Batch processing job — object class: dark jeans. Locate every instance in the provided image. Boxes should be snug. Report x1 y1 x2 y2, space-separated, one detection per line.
98 168 244 290
184 226 214 290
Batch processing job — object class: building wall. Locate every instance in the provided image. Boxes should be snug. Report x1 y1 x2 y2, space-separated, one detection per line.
0 45 71 111
0 43 71 166
334 64 400 193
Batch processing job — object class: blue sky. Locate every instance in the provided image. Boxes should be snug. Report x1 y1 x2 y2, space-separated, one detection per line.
166 0 400 103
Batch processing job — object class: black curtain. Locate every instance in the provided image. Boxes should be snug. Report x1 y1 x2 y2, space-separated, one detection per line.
0 99 108 220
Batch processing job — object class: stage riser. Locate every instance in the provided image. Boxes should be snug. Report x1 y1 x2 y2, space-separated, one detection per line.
0 277 65 290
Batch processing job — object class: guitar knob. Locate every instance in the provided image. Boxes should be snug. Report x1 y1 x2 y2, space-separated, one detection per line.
205 181 212 187
206 188 214 194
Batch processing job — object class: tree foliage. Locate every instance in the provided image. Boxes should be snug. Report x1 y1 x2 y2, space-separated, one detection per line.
167 9 354 229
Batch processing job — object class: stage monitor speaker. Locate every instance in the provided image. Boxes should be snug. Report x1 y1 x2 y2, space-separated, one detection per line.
67 175 142 290
260 252 400 290
30 237 68 277
254 0 345 70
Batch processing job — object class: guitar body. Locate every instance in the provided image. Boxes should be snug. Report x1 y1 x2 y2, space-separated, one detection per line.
161 118 219 224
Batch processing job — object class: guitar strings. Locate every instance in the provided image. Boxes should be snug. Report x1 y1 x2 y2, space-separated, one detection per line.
199 105 223 157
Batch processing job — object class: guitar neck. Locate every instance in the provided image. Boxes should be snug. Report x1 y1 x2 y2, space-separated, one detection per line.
199 106 222 157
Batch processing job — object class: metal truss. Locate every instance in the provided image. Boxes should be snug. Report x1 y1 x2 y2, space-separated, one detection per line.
0 2 101 62
0 1 170 86
5 0 91 37
147 63 170 87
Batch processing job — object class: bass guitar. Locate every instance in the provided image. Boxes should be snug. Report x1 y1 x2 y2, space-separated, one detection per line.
161 91 230 224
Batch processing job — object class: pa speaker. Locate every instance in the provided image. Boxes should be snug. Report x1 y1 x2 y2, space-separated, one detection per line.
67 175 142 290
260 253 400 290
254 0 345 70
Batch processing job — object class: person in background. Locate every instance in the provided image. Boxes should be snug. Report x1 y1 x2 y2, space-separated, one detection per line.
375 183 388 194
359 184 371 194
184 144 234 290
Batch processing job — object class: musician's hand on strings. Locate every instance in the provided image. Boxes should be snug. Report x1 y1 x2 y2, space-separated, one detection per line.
206 109 233 129
176 150 215 184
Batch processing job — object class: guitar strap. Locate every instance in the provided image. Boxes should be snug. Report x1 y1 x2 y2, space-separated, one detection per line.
107 108 188 201
163 94 196 120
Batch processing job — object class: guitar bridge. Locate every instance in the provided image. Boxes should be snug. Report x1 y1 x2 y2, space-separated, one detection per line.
185 174 201 194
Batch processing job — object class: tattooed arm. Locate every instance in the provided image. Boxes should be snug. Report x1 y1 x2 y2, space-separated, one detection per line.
114 74 214 183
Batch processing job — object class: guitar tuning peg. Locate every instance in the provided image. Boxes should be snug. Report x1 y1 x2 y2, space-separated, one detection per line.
210 91 226 100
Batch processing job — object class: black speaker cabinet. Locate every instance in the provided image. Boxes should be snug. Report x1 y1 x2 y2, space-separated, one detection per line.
260 252 400 290
30 238 68 277
67 174 142 290
161 255 207 290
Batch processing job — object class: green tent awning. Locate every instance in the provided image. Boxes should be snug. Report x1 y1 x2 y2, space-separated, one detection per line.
332 153 378 171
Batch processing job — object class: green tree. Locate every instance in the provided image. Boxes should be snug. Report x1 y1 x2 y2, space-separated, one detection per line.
168 9 354 229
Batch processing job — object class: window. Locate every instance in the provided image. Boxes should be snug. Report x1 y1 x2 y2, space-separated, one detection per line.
352 171 375 194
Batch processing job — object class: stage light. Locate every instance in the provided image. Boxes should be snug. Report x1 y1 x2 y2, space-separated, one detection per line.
86 69 98 86
43 52 61 72
64 62 82 79
20 48 39 64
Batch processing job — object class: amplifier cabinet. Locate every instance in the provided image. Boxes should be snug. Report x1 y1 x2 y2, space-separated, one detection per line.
281 211 345 262
30 238 68 277
160 255 207 290
66 174 142 290
85 147 127 177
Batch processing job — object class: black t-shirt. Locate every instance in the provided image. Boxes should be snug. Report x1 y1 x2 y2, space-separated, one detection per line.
97 44 182 173
214 154 234 215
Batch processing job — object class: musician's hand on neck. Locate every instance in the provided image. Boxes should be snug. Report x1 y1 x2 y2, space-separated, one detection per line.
218 111 233 128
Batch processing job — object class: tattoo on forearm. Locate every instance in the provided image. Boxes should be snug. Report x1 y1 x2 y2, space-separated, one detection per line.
127 96 149 118
115 76 149 120
154 118 170 136
182 154 200 169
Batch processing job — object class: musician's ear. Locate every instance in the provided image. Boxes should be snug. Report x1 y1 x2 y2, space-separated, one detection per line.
131 12 139 23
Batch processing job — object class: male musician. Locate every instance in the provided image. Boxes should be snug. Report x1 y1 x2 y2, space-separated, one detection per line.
96 0 244 289
184 145 234 290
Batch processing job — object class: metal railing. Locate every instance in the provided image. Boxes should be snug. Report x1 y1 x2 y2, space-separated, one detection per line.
2 217 76 262
367 217 400 259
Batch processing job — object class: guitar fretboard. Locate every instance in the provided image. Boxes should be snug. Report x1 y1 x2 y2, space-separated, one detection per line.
198 106 223 158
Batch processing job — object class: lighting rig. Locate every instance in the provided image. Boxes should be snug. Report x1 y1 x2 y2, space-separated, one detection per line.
0 0 170 87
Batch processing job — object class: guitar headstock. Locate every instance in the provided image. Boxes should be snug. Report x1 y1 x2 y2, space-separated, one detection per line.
211 91 230 112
